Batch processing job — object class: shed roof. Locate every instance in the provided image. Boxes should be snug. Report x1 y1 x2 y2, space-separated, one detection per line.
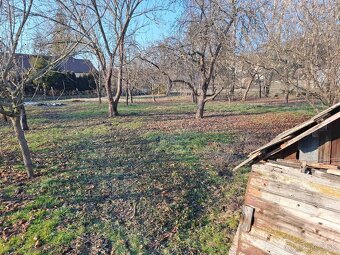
234 102 340 170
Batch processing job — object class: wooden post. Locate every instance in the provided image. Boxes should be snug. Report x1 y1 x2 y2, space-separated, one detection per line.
241 205 255 233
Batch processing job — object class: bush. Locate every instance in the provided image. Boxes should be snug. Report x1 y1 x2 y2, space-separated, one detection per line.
30 72 97 93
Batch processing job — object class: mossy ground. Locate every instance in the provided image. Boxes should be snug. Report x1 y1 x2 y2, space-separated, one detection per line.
0 98 314 254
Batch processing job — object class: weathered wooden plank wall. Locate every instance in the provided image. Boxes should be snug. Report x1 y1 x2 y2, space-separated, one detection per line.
319 130 331 164
230 163 340 255
330 119 340 165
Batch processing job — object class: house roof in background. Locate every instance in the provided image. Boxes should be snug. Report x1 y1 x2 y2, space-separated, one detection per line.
58 57 95 73
14 53 95 74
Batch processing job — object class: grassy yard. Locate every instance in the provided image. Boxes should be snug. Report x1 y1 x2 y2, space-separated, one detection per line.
0 98 314 254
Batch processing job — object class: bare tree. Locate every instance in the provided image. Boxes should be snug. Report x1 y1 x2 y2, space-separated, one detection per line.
0 0 36 177
125 60 141 104
0 0 82 177
292 0 340 106
57 0 166 116
139 43 179 97
248 0 339 106
146 0 260 118
173 0 233 118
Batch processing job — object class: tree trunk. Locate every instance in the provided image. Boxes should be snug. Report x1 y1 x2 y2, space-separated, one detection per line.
229 67 236 101
43 86 47 100
51 87 55 99
96 81 102 104
284 89 290 104
265 84 270 97
113 41 124 116
2 113 7 122
151 87 156 102
196 95 206 119
20 104 29 131
258 82 262 99
192 89 197 103
0 105 8 122
129 88 134 103
166 78 172 96
195 89 206 119
227 94 232 103
284 76 290 104
211 76 216 101
10 116 34 178
98 93 102 104
284 71 290 104
126 86 129 106
105 75 115 117
112 100 119 116
265 72 274 97
242 75 255 101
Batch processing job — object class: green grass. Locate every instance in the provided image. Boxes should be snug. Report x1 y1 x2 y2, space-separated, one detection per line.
0 98 314 254
144 131 234 164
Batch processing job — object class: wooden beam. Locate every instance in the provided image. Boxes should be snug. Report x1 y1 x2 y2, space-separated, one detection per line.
305 162 340 170
234 152 261 171
327 169 340 176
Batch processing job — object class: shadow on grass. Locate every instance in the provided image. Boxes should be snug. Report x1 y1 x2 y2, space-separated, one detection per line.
1 127 239 254
3 99 287 254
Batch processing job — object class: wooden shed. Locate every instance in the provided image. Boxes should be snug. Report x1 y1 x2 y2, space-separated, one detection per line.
230 103 340 255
